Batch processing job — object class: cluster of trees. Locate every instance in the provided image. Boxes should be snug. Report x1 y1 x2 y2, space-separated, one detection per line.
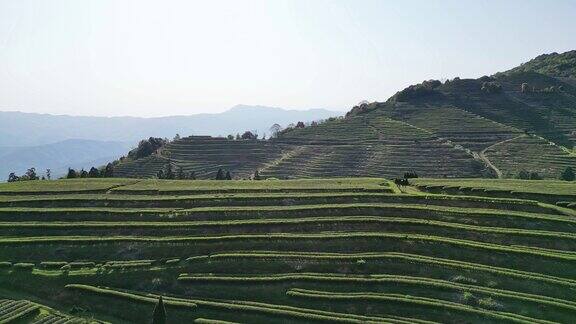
156 164 196 180
403 171 419 179
215 168 232 180
7 168 47 182
66 163 114 179
481 81 503 93
225 131 262 141
515 170 542 180
513 167 574 181
128 137 168 160
393 79 442 102
561 166 575 181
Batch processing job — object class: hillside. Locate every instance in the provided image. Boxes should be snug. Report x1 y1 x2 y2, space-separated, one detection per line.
113 51 576 180
0 178 575 323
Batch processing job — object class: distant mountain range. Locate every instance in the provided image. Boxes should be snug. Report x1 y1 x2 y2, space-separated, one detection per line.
0 139 132 180
0 105 342 147
0 105 342 180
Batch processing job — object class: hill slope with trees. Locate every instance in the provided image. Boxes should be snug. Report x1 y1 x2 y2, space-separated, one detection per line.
112 51 576 180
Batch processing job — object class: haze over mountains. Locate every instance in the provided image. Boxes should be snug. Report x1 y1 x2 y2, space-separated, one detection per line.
0 105 342 179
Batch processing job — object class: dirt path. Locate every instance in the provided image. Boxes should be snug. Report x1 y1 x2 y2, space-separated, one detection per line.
479 134 526 178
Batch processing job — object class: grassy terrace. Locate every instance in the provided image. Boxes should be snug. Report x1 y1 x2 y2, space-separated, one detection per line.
1 178 575 323
412 178 576 207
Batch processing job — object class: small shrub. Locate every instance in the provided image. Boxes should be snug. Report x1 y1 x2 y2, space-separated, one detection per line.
451 275 477 284
478 297 500 310
461 291 476 305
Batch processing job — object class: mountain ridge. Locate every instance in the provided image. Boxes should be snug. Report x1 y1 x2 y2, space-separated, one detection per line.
0 105 342 147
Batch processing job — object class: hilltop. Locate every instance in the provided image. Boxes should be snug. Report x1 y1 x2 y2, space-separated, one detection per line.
113 51 576 180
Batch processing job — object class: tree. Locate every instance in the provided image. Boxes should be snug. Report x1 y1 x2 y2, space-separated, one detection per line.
187 171 196 180
88 167 100 178
215 168 224 180
241 131 257 140
46 169 51 180
156 169 165 179
516 170 530 180
269 124 282 138
235 133 241 140
103 163 114 177
225 171 232 180
67 168 78 179
79 169 88 178
560 167 575 181
7 172 19 183
128 137 167 160
25 168 39 180
173 133 181 141
295 121 305 128
253 170 261 180
403 171 418 179
176 166 185 180
164 164 175 180
227 134 234 140
152 296 166 324
529 171 542 180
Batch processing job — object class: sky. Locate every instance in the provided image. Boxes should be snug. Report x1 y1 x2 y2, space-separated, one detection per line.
0 0 575 117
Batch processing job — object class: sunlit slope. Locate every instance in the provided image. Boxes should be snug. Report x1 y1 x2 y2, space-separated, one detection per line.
1 178 576 323
111 51 576 179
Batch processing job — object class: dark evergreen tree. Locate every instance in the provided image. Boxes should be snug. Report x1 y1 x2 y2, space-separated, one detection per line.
516 170 530 180
560 167 575 181
88 167 100 178
529 171 542 180
165 164 175 180
241 131 257 140
253 170 261 180
66 168 78 179
215 168 224 180
46 169 51 180
176 166 185 180
152 296 166 324
80 169 88 178
156 169 165 179
225 171 232 180
103 163 114 177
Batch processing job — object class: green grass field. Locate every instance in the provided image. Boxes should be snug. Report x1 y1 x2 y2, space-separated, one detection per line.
0 178 575 323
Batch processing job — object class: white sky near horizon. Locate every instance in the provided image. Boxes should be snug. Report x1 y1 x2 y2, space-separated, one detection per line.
0 0 575 117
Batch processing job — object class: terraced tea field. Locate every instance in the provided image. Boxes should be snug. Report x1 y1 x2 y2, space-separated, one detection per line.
1 178 575 323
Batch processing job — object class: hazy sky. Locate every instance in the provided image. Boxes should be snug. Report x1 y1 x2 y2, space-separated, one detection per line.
0 0 574 117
